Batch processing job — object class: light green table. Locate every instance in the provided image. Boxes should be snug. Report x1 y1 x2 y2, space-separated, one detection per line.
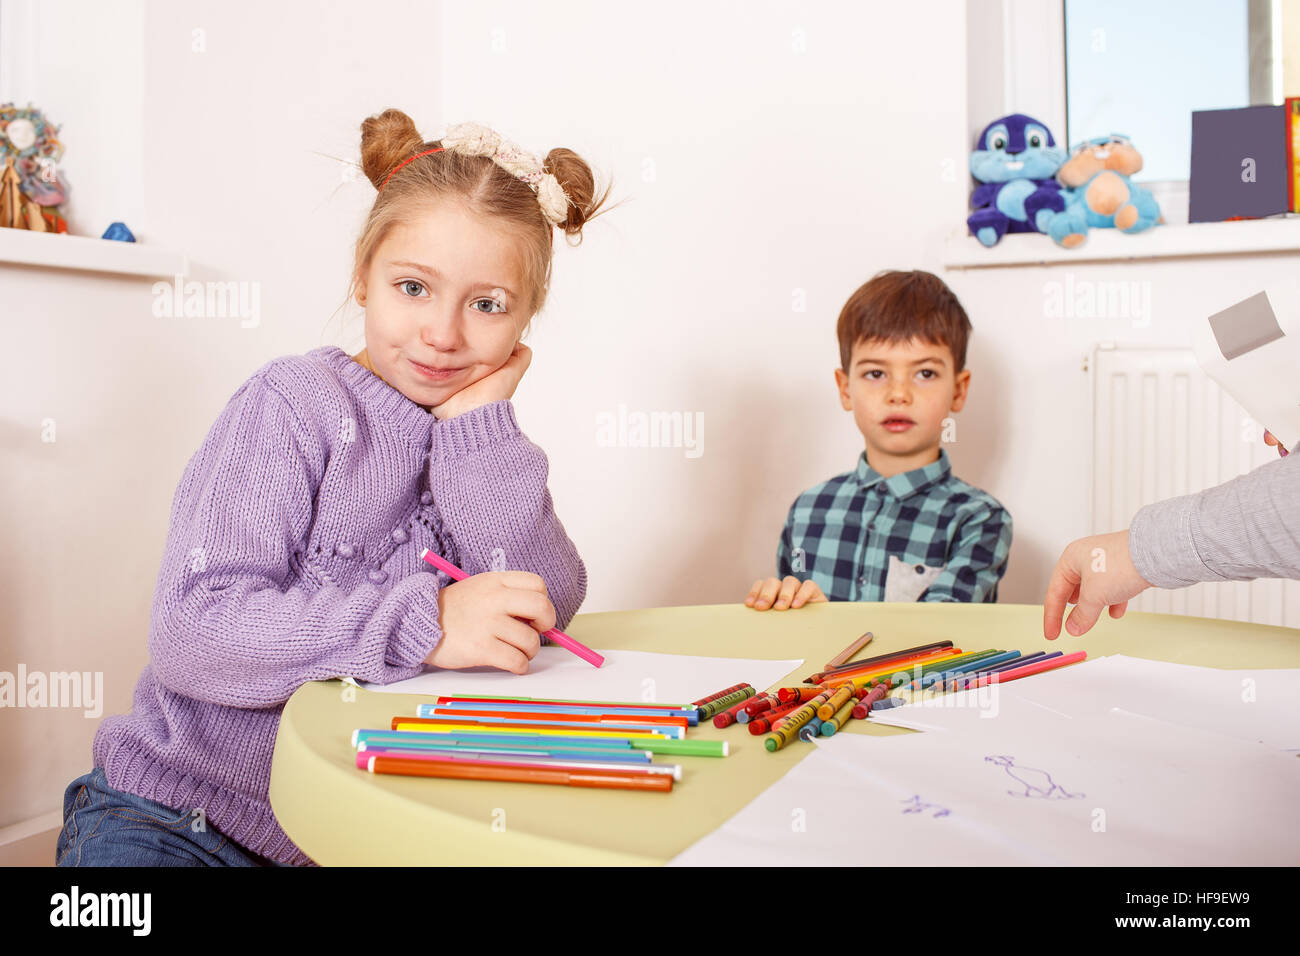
269 602 1300 865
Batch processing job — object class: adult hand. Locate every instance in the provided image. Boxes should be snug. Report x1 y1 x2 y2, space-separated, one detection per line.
430 342 532 421
1042 529 1154 638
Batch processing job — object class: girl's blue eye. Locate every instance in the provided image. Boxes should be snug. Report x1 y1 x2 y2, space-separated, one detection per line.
399 280 426 297
471 298 506 314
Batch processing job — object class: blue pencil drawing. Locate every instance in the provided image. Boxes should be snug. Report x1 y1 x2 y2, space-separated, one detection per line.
901 794 951 818
984 754 1084 799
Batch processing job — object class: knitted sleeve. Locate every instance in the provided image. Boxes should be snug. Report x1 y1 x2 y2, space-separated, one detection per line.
148 374 443 709
426 400 587 633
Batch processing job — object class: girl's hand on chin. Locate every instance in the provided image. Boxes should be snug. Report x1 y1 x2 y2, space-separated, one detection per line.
430 343 532 420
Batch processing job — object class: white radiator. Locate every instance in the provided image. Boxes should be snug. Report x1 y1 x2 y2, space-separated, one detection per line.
1089 344 1299 627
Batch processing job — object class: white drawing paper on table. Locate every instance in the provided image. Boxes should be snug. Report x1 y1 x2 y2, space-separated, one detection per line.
669 706 1300 866
357 648 803 706
867 654 1300 751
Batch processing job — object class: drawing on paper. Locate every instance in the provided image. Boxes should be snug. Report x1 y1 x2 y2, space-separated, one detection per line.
984 755 1084 799
901 794 951 818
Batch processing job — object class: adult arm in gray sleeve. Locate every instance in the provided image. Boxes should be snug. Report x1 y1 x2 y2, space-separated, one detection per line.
1128 453 1300 589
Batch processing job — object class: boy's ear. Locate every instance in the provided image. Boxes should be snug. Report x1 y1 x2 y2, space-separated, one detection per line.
950 368 972 412
834 367 853 411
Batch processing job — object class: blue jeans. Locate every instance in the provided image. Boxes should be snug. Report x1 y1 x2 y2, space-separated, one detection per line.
56 767 294 867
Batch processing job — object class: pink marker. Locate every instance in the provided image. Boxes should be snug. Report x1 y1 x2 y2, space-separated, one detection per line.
420 548 605 668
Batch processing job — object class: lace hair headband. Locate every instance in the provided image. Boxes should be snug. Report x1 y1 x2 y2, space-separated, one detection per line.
378 121 570 228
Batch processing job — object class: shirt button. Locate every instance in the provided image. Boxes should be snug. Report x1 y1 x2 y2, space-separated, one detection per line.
335 543 355 559
420 491 433 505
368 569 388 584
391 528 409 544
858 575 867 586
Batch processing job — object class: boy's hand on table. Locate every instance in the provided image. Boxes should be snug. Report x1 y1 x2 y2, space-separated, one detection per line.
1264 429 1289 457
745 576 827 611
1042 529 1153 639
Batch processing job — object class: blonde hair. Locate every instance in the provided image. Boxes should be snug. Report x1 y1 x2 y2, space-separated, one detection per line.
347 109 614 332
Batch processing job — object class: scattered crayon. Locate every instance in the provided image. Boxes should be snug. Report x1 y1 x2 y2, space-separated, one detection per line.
820 696 856 736
798 718 825 741
817 684 855 720
778 686 829 705
692 682 753 708
697 686 756 720
747 700 806 735
851 682 892 719
713 695 758 729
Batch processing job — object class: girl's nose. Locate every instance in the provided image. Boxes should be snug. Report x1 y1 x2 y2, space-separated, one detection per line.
420 310 464 351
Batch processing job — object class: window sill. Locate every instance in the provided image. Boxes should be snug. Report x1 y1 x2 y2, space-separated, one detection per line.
0 228 188 279
943 217 1300 270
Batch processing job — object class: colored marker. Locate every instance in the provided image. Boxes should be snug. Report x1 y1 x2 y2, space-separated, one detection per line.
365 754 671 791
392 718 674 739
374 726 728 757
361 745 653 767
421 549 604 668
418 701 699 726
354 749 682 780
358 739 654 764
435 694 695 715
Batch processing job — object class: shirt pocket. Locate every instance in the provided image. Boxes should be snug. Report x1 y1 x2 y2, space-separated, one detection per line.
884 554 945 602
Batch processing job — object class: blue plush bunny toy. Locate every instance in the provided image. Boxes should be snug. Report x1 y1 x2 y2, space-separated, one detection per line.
968 113 1067 247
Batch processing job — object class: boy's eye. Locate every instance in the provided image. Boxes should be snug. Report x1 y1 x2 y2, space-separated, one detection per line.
863 369 884 380
399 280 427 297
918 369 937 379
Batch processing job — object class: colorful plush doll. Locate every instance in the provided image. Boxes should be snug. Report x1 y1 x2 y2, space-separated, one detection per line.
1045 134 1161 248
967 113 1067 247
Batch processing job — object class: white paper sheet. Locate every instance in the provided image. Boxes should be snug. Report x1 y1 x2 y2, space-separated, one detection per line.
867 654 1300 751
357 648 804 705
669 706 1300 866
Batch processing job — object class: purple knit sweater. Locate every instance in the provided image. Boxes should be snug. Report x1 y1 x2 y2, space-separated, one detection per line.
92 346 587 866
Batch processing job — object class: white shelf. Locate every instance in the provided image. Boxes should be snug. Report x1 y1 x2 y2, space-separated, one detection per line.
0 227 188 278
943 217 1300 269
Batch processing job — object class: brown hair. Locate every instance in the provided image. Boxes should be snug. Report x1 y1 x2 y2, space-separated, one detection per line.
348 109 616 330
835 270 972 372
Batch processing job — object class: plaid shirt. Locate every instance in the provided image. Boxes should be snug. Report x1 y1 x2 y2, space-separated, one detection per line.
777 448 1012 603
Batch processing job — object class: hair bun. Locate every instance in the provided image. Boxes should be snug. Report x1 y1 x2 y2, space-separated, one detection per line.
360 109 427 191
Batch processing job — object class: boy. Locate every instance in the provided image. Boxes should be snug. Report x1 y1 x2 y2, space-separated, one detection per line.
746 270 1012 610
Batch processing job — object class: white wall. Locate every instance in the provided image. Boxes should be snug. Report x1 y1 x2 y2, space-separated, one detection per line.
3 0 1298 843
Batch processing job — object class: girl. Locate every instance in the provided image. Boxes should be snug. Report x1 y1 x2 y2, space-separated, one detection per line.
55 110 612 867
